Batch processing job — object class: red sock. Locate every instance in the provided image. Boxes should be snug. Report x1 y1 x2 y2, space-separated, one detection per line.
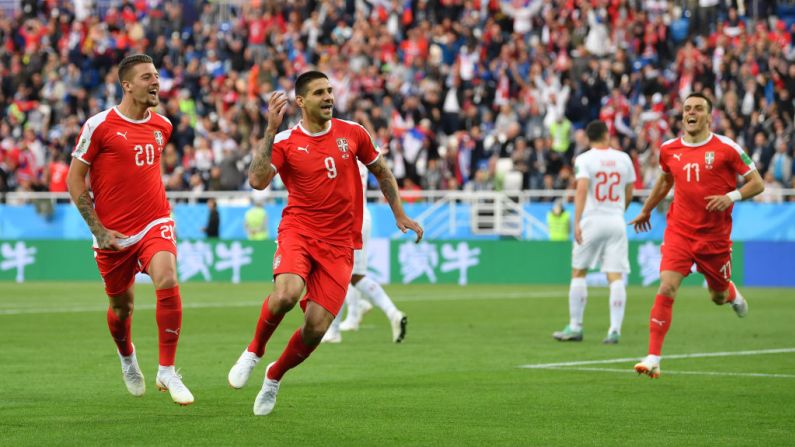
648 294 674 356
247 296 285 357
267 328 318 381
107 307 133 356
155 286 182 366
725 282 737 303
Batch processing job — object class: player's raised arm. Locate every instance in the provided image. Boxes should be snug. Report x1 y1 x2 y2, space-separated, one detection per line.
66 158 126 250
249 92 289 190
705 169 765 212
367 156 424 242
629 172 674 233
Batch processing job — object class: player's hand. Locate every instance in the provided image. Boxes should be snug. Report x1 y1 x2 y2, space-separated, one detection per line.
96 228 127 251
705 195 733 212
574 223 583 245
628 210 651 233
396 215 424 243
265 91 289 132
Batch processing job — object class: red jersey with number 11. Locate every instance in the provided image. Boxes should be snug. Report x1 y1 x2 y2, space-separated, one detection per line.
72 107 172 236
659 133 755 241
271 119 380 249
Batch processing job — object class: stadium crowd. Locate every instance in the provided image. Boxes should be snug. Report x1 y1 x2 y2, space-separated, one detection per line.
1 0 794 202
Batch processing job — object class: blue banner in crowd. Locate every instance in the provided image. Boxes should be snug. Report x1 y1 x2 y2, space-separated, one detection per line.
2 202 795 242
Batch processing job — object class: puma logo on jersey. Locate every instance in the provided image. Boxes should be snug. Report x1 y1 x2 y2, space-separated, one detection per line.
296 146 309 153
116 131 128 140
673 153 681 161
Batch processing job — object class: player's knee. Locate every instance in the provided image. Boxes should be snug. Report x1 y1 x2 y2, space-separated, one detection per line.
153 273 178 290
301 324 327 345
710 290 727 305
269 290 300 312
110 301 133 319
657 282 678 298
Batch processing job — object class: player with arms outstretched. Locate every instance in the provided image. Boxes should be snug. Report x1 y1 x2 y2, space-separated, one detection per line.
553 120 634 344
227 71 423 415
629 92 764 378
67 54 193 405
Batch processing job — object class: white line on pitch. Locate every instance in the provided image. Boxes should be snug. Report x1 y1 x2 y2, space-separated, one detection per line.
542 366 795 379
519 348 795 369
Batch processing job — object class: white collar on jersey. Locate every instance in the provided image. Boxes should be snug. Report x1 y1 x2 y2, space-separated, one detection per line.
298 119 332 137
680 132 714 147
113 106 152 124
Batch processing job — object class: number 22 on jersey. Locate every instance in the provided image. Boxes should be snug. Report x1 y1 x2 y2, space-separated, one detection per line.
595 171 621 202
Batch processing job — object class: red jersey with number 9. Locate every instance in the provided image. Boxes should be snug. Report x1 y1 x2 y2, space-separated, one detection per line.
659 133 756 241
271 119 380 249
71 107 172 236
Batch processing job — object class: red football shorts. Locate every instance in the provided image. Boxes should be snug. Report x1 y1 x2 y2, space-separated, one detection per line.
94 221 177 296
272 234 353 316
660 229 733 292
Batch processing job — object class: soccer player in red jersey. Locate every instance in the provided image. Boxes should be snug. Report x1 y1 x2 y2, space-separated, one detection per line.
227 71 423 415
66 54 193 405
629 92 764 378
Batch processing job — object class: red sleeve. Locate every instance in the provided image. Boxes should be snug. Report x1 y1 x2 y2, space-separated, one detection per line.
72 120 106 165
271 139 286 173
659 148 670 173
727 142 756 176
354 124 379 165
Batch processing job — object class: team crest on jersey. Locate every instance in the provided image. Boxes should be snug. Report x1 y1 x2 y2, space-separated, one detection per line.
154 130 164 146
705 151 715 169
337 138 350 159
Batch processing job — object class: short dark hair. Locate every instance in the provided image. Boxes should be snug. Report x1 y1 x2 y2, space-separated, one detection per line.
294 71 329 97
585 120 609 142
685 92 712 112
118 54 154 84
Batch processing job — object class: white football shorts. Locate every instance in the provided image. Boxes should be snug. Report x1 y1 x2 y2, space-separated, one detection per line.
352 207 372 275
571 215 630 273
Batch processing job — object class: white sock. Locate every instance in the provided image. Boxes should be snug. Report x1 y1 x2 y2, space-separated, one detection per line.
608 280 626 334
341 285 360 322
158 365 175 375
568 277 588 331
355 277 400 320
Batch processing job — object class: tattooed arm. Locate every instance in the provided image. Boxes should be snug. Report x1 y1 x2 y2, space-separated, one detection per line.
249 92 289 190
367 156 424 242
66 158 125 250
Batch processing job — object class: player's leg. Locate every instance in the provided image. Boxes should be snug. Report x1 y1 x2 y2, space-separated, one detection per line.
635 270 685 378
602 227 630 344
254 242 351 416
339 283 365 331
229 272 305 388
230 236 310 389
698 245 748 317
556 220 600 341
554 268 587 341
97 249 144 396
352 274 407 343
147 249 194 405
603 272 625 344
321 301 343 343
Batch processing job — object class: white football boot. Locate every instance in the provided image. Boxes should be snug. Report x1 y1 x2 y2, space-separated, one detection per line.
155 367 195 405
228 350 261 389
253 362 280 416
118 346 145 396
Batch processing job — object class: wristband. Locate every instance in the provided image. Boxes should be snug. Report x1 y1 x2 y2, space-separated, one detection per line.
726 190 742 202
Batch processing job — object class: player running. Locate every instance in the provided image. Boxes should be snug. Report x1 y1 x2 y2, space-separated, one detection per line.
67 54 193 405
629 92 764 378
227 71 423 415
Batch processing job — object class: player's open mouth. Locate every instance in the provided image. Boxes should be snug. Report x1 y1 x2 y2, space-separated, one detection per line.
686 118 697 124
148 89 158 96
321 104 333 111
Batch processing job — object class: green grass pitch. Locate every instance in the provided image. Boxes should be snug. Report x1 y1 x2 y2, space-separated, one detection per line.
1 282 793 446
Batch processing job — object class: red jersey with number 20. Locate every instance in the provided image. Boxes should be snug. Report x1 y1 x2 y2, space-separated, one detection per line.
659 133 755 241
271 119 380 249
72 107 172 236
